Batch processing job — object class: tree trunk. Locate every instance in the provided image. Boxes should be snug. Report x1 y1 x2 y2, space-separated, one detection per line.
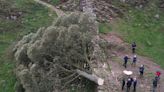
76 69 104 85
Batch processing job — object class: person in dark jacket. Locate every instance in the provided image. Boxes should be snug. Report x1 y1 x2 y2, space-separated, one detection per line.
139 65 144 77
123 55 130 68
130 77 134 83
132 55 137 66
127 78 132 92
155 76 160 83
152 78 158 92
122 78 126 90
133 78 137 92
132 42 137 53
128 76 133 83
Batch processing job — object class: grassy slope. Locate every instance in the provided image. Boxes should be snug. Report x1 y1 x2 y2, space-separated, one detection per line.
0 0 56 92
99 23 112 34
50 0 60 5
99 1 164 68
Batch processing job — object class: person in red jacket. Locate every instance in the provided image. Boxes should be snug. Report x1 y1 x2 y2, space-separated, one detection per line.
156 71 161 77
155 71 161 82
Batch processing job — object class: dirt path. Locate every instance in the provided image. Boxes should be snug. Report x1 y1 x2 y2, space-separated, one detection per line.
34 0 65 16
102 33 164 92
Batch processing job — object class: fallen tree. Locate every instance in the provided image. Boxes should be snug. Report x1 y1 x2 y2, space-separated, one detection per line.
13 12 107 92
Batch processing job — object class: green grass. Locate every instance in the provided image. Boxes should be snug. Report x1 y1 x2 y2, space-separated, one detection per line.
0 61 16 92
99 23 112 34
15 0 57 33
50 0 60 5
0 0 57 92
108 1 164 68
43 0 60 5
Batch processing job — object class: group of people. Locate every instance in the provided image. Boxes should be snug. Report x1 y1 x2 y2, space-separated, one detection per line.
122 77 137 92
123 42 137 68
121 42 161 92
123 54 137 68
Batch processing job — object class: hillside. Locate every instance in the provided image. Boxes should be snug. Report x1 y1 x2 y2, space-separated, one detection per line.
0 0 56 91
0 0 164 92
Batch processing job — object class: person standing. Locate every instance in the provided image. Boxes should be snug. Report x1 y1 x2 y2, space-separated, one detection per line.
139 65 144 77
122 78 126 90
127 78 132 92
123 55 130 68
156 71 161 78
132 55 137 66
154 71 161 83
133 78 137 92
152 78 158 92
128 76 133 83
132 42 137 54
